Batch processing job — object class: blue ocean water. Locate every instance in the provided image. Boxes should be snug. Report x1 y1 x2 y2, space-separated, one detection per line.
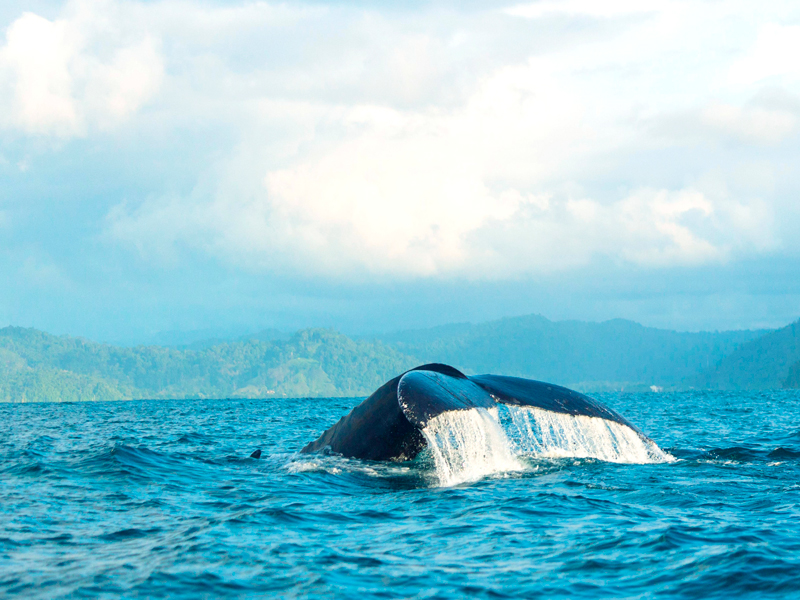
2 391 800 599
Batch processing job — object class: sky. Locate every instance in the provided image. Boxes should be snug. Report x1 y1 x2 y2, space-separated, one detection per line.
1 0 799 343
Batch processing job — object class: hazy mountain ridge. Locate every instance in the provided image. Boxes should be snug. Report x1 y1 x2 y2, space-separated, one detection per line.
785 361 800 388
2 315 799 402
377 315 767 390
693 320 800 390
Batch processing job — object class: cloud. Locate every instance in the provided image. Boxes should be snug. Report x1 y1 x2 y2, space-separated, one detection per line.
505 0 669 20
19 255 73 289
651 102 798 145
1 0 796 282
729 23 800 87
0 0 163 137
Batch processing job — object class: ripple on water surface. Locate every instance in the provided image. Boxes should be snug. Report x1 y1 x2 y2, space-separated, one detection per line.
2 392 800 599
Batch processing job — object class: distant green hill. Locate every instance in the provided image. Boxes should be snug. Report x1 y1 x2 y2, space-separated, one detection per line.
785 361 800 389
0 327 417 402
3 315 798 402
376 315 765 391
694 320 800 390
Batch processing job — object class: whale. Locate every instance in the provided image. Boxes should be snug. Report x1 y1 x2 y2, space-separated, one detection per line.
301 363 648 461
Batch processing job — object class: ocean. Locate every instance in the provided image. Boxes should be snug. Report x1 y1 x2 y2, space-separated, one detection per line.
2 390 800 598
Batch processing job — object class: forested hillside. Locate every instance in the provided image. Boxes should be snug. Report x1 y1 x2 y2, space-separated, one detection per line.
0 327 417 402
784 361 800 388
694 320 800 390
377 315 765 390
4 315 799 402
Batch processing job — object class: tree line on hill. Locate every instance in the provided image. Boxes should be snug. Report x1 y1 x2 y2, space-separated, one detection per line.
1 314 799 402
0 328 415 402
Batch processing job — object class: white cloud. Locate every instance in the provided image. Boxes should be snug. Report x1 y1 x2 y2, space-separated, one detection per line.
0 12 80 136
505 0 670 20
0 0 163 137
701 103 797 144
651 102 798 145
467 189 728 276
2 0 797 278
729 23 800 86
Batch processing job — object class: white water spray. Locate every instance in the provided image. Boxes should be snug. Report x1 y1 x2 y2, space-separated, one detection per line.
421 408 522 486
421 406 673 486
505 406 673 464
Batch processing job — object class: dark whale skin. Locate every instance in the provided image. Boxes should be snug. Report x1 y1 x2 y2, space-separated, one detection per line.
398 370 495 429
300 373 423 461
301 364 647 461
300 364 461 461
469 374 643 435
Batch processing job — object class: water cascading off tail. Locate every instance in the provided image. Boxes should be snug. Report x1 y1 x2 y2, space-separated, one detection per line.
421 406 674 486
302 364 674 482
505 406 673 463
420 408 522 487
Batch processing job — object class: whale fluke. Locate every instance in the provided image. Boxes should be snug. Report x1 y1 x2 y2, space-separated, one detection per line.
302 364 648 461
398 370 495 428
468 374 642 435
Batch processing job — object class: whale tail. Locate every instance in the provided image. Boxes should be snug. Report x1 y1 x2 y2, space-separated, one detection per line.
302 364 649 461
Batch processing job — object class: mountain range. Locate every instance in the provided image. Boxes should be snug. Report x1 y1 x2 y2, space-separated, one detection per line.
2 314 799 402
